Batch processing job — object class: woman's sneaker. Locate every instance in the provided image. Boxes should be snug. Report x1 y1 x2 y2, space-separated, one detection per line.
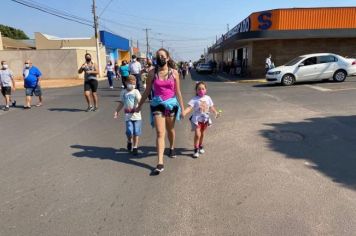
193 148 199 158
152 164 164 175
85 106 93 112
168 149 176 158
199 146 205 154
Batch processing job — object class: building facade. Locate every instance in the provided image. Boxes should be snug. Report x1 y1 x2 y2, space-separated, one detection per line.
209 7 356 78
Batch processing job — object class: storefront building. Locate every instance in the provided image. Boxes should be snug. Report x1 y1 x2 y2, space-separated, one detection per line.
208 7 356 78
99 31 130 64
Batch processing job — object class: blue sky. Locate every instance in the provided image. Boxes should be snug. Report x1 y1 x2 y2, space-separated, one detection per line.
1 0 355 61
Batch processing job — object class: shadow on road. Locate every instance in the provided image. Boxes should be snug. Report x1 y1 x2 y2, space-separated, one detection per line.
261 116 356 191
71 145 193 174
48 108 85 112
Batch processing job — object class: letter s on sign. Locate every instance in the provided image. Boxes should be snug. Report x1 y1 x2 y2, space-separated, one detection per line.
258 12 272 30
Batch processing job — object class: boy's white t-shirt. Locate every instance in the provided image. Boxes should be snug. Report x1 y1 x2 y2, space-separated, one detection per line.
188 95 214 124
120 89 142 121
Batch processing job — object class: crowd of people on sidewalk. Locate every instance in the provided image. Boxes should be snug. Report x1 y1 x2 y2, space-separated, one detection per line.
0 59 43 111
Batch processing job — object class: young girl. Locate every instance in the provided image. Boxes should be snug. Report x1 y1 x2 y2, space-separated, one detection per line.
184 82 220 158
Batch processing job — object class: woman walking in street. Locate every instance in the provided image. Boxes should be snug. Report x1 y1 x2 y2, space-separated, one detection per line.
136 48 185 175
119 60 130 89
78 53 99 112
105 61 115 89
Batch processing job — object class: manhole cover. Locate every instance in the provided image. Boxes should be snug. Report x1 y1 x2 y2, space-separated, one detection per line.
266 131 304 142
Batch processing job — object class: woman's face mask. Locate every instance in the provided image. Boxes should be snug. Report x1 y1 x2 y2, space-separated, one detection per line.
157 57 167 67
25 63 30 68
2 64 8 69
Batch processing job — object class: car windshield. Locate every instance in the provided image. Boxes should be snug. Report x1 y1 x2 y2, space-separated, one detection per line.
285 56 304 66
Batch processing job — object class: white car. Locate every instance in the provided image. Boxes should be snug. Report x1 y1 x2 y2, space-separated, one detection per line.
196 63 213 73
266 53 356 86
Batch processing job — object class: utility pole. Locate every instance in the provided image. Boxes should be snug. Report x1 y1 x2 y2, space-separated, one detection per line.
227 24 230 32
160 40 164 48
143 28 151 59
92 0 102 76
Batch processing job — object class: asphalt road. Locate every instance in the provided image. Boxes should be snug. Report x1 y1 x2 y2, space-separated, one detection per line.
1 73 356 236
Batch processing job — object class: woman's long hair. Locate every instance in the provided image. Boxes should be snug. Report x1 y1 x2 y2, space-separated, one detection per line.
156 48 176 69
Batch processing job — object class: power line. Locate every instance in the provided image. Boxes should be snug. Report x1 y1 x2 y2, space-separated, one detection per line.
99 0 114 17
10 0 93 27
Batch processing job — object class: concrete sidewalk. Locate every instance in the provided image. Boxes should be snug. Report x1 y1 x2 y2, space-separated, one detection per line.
14 77 107 89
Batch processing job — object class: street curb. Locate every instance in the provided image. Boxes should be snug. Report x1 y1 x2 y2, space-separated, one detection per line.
238 79 267 83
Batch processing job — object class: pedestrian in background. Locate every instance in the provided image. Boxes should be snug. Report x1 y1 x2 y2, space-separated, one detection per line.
23 60 43 109
129 55 142 91
114 62 120 79
105 61 115 89
136 48 185 175
0 60 16 111
120 60 130 89
265 54 273 74
78 53 99 112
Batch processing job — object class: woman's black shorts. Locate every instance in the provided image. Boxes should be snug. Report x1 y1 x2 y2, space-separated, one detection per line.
84 79 98 92
151 104 178 117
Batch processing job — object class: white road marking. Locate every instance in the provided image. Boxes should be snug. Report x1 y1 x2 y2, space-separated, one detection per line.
304 85 332 92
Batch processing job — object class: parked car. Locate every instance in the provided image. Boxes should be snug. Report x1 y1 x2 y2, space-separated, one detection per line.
196 63 213 73
266 53 356 86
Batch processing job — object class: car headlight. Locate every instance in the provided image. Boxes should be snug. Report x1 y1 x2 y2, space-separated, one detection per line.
268 71 281 75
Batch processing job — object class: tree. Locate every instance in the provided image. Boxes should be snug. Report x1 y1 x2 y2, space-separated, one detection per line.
0 24 29 39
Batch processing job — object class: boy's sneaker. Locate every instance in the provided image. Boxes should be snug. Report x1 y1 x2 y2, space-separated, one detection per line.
168 148 176 158
151 164 164 175
85 106 93 112
132 148 138 156
127 142 132 152
92 107 99 112
11 100 16 107
193 148 199 158
3 106 9 111
199 146 205 154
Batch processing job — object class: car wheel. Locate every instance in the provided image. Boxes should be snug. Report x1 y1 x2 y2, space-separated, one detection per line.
281 74 295 86
333 70 347 82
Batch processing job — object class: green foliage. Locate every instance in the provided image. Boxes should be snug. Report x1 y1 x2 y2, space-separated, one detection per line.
0 24 29 39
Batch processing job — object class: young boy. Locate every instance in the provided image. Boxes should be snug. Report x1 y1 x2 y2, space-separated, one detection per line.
0 61 16 111
114 75 142 155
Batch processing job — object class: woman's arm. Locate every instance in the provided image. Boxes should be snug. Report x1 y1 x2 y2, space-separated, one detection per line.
174 70 185 116
136 70 154 111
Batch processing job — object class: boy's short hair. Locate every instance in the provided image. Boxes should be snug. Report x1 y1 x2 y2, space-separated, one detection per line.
127 75 136 83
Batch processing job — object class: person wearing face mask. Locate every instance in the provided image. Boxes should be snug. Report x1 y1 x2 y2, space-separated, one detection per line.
136 48 185 175
129 55 142 91
0 61 16 111
183 81 220 158
119 60 130 89
105 61 115 89
78 53 99 112
23 60 43 109
114 75 142 156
